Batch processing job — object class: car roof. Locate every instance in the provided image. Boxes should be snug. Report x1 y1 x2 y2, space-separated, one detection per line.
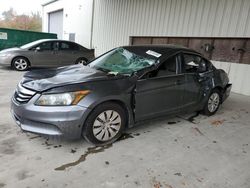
20 39 84 50
32 39 77 43
123 44 201 60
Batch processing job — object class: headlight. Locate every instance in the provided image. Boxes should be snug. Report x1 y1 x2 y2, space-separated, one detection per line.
0 53 11 57
35 90 90 106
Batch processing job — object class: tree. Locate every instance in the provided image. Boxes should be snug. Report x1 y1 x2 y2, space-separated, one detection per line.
2 8 15 22
0 8 42 32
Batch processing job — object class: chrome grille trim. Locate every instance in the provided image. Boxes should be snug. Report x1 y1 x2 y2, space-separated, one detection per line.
17 83 35 96
17 92 32 99
14 83 36 104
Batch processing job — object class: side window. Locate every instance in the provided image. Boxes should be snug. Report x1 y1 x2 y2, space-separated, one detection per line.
37 42 52 51
52 42 59 50
60 42 70 50
141 55 178 79
183 54 202 73
156 55 177 77
60 42 79 51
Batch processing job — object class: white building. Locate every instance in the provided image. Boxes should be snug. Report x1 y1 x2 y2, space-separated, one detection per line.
42 0 94 49
42 0 250 96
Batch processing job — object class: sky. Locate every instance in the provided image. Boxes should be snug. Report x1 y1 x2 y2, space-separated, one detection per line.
0 0 44 16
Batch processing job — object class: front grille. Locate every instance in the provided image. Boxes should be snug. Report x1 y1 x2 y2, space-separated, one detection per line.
14 83 36 104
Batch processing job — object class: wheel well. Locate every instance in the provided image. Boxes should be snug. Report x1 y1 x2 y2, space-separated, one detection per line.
213 86 224 103
213 86 224 94
11 56 31 67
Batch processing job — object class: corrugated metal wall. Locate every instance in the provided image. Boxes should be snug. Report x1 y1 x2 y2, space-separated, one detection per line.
92 0 250 56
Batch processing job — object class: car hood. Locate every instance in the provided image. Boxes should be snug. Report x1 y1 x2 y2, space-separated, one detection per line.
0 47 21 53
22 65 112 92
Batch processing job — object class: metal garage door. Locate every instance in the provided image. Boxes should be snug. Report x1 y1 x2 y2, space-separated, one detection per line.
48 10 63 39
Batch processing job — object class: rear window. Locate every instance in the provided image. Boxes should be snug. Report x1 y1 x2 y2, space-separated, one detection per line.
60 42 79 51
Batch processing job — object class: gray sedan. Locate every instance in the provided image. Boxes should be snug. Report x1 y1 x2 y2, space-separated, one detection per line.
0 39 94 71
11 45 232 146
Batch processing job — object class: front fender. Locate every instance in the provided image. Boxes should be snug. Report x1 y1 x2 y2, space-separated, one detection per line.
78 93 135 128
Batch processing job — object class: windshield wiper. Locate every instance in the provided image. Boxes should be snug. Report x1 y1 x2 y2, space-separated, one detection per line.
95 67 110 73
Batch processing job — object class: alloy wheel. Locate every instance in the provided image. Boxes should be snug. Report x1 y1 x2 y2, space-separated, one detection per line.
92 110 122 141
14 58 28 71
208 93 220 113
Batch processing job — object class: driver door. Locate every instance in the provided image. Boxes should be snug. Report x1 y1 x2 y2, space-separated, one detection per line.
134 54 185 122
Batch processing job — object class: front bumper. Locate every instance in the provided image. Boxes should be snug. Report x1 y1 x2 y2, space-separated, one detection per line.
11 93 92 139
0 56 12 67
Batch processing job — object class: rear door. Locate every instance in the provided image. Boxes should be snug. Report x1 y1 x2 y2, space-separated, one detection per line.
181 53 213 109
58 41 80 65
135 54 185 121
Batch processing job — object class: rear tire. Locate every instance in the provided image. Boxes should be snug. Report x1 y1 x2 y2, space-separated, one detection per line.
202 89 221 116
12 57 29 71
75 57 88 65
82 102 126 146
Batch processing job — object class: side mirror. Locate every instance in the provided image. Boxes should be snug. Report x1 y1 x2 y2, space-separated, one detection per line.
35 46 41 51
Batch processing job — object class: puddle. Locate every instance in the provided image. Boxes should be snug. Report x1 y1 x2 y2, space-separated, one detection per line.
174 172 182 176
117 133 134 141
167 121 177 124
55 144 112 171
44 140 53 146
29 135 41 140
133 133 140 136
187 112 200 123
177 112 200 124
54 133 136 171
53 145 62 148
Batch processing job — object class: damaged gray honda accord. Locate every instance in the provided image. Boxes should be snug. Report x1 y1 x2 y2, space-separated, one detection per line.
11 45 232 145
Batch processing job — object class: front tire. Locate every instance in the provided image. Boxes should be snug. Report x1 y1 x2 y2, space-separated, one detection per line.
12 57 29 71
202 89 221 116
82 102 126 146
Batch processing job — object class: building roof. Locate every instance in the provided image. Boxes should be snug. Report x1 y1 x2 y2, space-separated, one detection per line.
42 0 58 6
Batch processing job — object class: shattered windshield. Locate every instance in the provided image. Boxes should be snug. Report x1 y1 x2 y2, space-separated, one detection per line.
88 48 156 75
